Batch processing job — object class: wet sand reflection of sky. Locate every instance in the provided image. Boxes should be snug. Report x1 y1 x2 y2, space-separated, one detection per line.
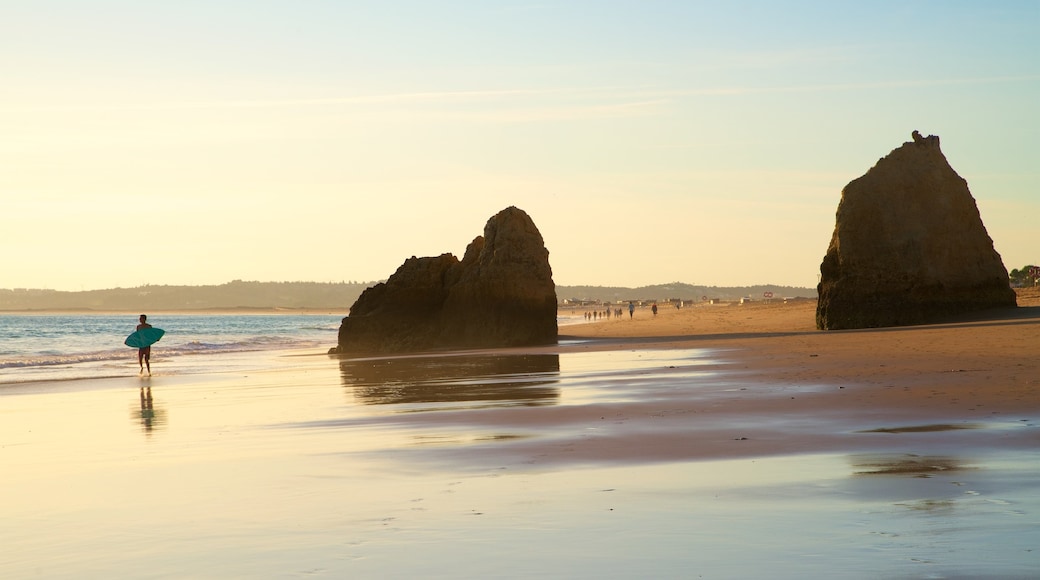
2 347 1038 578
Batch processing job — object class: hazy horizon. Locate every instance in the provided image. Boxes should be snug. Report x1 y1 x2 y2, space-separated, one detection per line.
2 278 819 293
4 2 1037 291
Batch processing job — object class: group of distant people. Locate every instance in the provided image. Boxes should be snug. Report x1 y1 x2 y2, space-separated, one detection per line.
584 309 614 321
583 301 658 321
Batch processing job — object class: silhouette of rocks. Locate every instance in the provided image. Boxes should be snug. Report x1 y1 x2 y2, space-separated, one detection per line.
817 132 1016 329
332 206 557 353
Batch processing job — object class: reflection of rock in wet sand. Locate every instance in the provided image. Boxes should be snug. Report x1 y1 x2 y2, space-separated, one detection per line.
340 353 560 407
859 423 981 434
851 453 972 477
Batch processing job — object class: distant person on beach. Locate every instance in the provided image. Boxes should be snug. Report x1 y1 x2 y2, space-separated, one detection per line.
652 303 658 316
136 314 152 375
628 302 635 319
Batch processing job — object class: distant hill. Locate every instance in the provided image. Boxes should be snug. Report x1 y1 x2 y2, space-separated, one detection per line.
0 280 817 311
0 281 373 311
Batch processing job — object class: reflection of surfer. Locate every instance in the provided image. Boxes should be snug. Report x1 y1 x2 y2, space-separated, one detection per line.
139 387 155 431
137 314 152 375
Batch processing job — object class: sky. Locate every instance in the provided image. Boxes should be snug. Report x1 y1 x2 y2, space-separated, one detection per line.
3 1 1038 291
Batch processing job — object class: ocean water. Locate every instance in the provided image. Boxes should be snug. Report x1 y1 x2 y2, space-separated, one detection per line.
0 313 344 384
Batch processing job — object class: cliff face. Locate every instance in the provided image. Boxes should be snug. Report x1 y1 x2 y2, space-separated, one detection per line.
816 132 1016 330
334 206 558 353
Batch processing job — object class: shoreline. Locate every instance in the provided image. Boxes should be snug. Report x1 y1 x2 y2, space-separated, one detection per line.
315 296 1040 467
9 295 1040 432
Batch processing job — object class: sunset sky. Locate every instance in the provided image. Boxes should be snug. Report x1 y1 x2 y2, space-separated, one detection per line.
4 1 1038 291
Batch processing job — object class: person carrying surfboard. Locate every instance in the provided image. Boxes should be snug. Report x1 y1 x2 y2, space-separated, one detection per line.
136 314 153 375
124 315 164 375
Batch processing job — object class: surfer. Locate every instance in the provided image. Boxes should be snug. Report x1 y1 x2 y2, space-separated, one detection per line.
136 314 152 375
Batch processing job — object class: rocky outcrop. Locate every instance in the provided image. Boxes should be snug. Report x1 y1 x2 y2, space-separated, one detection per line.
816 132 1016 329
332 206 557 353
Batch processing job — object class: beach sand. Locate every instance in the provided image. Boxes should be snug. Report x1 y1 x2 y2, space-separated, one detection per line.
2 290 1038 578
557 290 1040 457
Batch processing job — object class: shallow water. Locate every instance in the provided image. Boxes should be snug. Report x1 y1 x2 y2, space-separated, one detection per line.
1 348 1037 578
0 313 342 384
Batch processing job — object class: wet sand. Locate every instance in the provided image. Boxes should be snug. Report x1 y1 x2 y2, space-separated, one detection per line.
554 292 1040 462
2 292 1039 578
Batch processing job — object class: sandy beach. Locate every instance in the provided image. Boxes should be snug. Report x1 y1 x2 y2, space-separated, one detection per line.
2 290 1039 578
557 289 1040 458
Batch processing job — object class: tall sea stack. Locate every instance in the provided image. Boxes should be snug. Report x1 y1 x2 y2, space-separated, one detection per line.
816 132 1016 330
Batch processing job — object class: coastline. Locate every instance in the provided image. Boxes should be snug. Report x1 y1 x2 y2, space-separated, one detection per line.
7 295 1039 460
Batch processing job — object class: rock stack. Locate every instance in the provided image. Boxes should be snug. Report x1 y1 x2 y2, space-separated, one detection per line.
332 206 558 353
816 132 1016 329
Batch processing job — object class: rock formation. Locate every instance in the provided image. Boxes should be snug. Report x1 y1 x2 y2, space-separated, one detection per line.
332 206 558 353
816 132 1016 330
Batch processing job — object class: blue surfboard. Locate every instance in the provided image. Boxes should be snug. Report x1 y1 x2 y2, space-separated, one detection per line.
125 327 165 349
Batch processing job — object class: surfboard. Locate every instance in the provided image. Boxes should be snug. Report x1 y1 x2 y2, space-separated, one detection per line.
125 327 165 349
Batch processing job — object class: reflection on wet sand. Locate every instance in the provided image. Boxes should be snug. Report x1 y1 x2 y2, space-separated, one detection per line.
858 423 982 434
851 453 972 477
340 353 560 408
132 386 166 433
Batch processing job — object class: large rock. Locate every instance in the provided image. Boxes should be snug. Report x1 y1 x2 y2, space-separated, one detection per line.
816 132 1016 329
333 206 558 353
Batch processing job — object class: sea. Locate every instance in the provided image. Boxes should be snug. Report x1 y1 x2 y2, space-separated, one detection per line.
0 313 344 385
0 312 588 385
